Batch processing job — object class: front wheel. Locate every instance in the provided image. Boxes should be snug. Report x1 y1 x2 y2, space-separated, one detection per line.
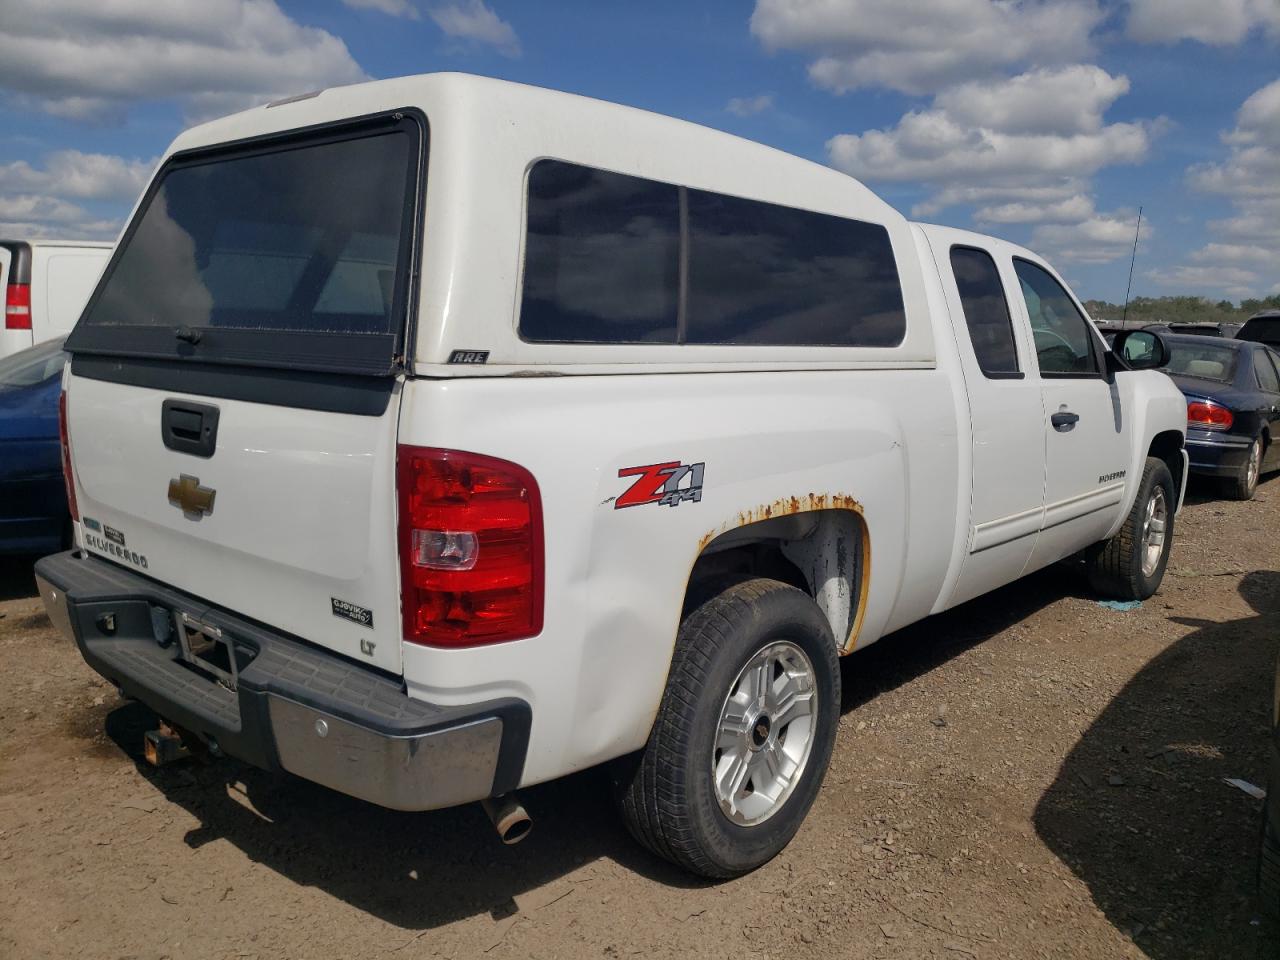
1224 437 1262 501
613 578 840 878
1085 456 1175 600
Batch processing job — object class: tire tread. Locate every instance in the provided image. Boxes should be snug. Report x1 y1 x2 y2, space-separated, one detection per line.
1087 456 1173 600
616 578 837 878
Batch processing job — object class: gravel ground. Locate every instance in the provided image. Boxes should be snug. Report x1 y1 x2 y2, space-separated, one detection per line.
1 475 1278 960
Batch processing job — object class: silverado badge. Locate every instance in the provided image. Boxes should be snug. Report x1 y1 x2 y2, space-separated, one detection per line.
168 474 216 520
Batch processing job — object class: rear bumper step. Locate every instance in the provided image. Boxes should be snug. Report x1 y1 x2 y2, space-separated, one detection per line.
35 551 530 811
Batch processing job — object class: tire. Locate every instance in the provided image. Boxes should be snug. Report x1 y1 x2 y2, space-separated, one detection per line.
1261 797 1280 918
1085 456 1175 600
613 578 840 879
1224 437 1262 501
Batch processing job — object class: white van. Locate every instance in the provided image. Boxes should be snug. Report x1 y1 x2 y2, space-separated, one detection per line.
1 240 113 358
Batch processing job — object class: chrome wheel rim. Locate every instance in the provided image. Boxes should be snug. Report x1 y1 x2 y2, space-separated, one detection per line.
1140 485 1168 578
1247 440 1261 492
712 640 818 826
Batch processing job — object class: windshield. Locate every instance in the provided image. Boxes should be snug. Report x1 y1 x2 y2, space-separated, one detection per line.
0 338 67 387
68 114 421 376
1165 341 1238 383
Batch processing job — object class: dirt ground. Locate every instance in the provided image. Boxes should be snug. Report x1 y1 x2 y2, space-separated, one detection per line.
1 476 1278 960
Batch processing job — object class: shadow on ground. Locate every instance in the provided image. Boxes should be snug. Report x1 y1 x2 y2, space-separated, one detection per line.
87 564 1089 930
0 554 39 601
104 699 701 928
1035 570 1280 958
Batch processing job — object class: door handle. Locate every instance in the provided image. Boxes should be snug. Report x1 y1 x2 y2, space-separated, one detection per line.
161 399 220 458
1051 410 1080 431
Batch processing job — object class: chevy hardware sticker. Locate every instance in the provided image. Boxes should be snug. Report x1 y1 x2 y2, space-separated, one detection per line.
331 598 374 628
616 461 706 509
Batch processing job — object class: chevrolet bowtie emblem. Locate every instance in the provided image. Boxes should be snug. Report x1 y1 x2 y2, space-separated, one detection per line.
168 474 216 520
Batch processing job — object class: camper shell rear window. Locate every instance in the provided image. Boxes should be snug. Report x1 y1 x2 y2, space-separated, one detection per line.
66 111 423 377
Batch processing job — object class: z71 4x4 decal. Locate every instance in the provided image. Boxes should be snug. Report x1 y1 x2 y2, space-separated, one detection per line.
616 461 706 509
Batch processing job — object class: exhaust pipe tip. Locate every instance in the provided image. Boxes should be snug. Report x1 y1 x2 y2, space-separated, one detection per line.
481 794 532 845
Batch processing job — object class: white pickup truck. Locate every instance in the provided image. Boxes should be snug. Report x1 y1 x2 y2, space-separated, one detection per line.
36 73 1188 879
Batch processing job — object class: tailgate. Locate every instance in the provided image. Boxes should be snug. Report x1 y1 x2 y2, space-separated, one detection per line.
66 371 404 673
60 109 425 676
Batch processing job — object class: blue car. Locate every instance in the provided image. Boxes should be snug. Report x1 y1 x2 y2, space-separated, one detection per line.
0 337 70 554
1157 333 1280 500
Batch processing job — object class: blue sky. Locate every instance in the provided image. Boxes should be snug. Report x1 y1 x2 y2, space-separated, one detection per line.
0 0 1276 303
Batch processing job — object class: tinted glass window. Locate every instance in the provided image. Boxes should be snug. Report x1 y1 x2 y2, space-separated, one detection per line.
1166 340 1238 382
1256 349 1280 393
1240 317 1280 348
949 246 1018 376
0 337 67 387
81 131 413 339
685 189 904 346
1014 259 1099 376
520 161 679 343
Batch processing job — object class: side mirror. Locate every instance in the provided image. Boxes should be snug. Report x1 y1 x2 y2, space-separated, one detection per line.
1111 329 1170 371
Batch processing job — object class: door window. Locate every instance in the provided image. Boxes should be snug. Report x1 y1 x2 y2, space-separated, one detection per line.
1013 259 1100 376
949 246 1019 377
1256 349 1280 393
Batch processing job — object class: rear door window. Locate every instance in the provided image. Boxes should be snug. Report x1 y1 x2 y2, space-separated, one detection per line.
67 114 422 376
949 246 1019 377
1256 349 1280 393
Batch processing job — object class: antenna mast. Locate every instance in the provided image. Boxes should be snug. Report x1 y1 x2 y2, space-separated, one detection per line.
1121 206 1143 329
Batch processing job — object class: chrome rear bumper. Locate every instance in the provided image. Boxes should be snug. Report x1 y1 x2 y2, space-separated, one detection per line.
35 550 530 812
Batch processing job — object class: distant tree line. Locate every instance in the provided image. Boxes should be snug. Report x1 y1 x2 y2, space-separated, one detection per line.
1085 294 1280 326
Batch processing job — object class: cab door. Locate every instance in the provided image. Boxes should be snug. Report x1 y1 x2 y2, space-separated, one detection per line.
926 233 1046 607
1012 257 1132 571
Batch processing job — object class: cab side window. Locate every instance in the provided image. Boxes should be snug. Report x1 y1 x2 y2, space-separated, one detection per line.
1013 259 1100 376
950 246 1020 377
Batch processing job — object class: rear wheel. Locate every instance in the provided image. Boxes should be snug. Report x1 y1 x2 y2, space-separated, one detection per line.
1086 456 1174 600
1224 437 1262 501
614 578 840 878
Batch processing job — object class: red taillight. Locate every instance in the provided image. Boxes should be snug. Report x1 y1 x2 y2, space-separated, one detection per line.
1187 399 1233 431
5 283 31 329
58 390 79 522
397 446 543 647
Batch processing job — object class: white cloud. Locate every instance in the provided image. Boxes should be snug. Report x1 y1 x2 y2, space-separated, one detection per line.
0 151 154 202
0 149 154 242
827 67 1155 188
974 194 1097 225
1146 264 1263 299
343 0 419 17
0 0 368 123
910 180 1090 218
1158 79 1280 297
726 94 775 117
827 67 1159 264
429 1 521 57
1190 243 1276 266
1127 0 1280 45
933 66 1129 136
750 0 1102 96
1030 210 1148 264
0 194 87 224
